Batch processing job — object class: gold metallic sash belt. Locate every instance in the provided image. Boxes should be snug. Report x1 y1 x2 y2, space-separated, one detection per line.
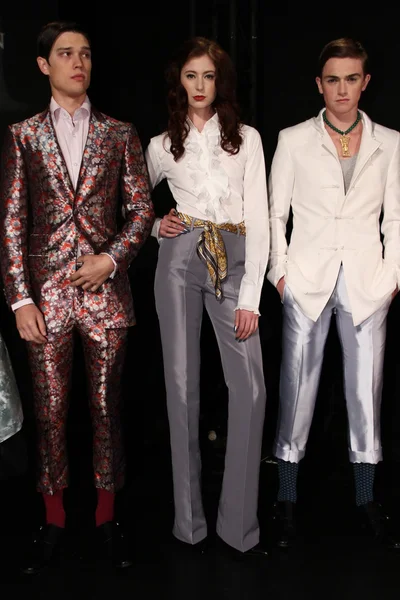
178 212 246 300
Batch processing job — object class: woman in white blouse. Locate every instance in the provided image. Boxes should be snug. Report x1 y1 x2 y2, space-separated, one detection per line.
145 37 269 556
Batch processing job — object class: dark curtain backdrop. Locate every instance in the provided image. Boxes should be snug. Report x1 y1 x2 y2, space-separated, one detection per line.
1 3 400 504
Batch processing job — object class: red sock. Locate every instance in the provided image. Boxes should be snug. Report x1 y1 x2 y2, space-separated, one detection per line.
95 489 115 527
43 490 66 528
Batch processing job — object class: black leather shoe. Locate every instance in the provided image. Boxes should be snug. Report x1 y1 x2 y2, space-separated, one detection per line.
358 501 400 550
21 524 64 575
242 543 268 557
97 521 133 568
271 501 296 548
216 536 268 559
172 535 208 555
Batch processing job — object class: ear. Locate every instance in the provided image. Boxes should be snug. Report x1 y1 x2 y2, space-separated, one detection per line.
315 76 323 95
361 73 371 92
37 56 50 75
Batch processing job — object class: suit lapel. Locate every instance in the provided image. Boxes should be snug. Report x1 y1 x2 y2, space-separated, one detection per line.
37 107 111 205
37 109 75 203
337 119 381 211
347 131 381 191
320 129 340 161
76 110 110 199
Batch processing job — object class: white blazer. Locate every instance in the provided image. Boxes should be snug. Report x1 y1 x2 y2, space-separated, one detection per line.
267 109 400 326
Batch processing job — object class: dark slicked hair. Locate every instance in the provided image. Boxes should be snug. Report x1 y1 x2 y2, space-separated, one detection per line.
318 37 369 76
37 21 90 63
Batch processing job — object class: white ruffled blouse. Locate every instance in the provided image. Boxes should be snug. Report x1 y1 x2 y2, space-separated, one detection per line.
145 113 269 313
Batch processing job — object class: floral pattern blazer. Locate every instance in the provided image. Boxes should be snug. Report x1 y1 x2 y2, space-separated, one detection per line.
0 107 154 336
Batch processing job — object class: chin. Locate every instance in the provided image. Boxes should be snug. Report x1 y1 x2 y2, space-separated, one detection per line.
69 87 88 97
335 101 354 110
190 101 211 107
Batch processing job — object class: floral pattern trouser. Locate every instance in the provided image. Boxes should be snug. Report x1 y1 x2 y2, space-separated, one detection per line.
27 317 128 495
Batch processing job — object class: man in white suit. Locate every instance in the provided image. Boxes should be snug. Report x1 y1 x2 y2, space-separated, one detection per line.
268 37 400 549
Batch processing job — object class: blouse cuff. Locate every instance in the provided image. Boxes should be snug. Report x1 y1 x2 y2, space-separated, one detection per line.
237 280 262 316
234 305 261 316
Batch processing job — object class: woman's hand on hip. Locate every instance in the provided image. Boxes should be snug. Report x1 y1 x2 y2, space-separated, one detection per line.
159 208 189 238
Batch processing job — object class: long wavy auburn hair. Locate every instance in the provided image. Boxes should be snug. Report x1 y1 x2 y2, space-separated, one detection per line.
165 36 243 161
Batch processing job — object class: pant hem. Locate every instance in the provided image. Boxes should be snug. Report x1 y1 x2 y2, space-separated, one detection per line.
172 525 207 545
274 444 305 464
349 450 383 464
216 523 259 553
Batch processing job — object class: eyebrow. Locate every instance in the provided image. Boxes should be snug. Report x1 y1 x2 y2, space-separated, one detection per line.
323 72 361 79
56 46 91 52
183 69 215 74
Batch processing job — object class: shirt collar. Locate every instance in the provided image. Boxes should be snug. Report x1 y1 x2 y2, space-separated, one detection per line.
187 111 220 134
50 96 91 123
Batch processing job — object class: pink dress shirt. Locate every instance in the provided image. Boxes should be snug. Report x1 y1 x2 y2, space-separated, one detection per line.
50 95 91 190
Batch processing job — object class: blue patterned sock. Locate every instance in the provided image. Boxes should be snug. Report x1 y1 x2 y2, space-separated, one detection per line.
352 462 376 506
277 459 299 503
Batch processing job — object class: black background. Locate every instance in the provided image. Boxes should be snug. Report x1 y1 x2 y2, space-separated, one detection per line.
1 2 400 519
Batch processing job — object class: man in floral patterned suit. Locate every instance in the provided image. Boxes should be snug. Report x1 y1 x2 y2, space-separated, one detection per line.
0 21 154 573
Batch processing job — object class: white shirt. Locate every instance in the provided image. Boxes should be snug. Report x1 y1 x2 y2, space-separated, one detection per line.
12 96 116 312
145 114 269 313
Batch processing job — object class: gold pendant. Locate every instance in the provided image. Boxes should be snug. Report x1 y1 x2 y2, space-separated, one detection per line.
339 135 351 157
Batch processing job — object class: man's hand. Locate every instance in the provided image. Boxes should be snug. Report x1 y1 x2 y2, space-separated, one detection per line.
234 309 259 341
15 304 47 344
159 208 188 238
69 254 114 292
277 276 285 300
